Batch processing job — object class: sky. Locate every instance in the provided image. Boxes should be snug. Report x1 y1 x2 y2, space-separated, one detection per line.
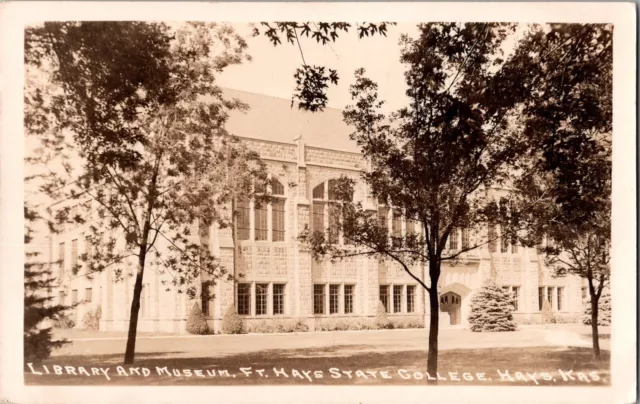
215 23 421 113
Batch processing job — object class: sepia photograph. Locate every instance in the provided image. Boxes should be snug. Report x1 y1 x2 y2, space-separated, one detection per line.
0 2 636 404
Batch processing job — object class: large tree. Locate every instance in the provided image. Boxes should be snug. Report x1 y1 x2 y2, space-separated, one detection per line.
304 23 533 380
24 22 267 364
509 23 612 359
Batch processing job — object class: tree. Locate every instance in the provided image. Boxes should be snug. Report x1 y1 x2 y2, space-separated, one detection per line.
24 203 72 363
303 23 535 381
509 24 612 359
24 22 267 364
468 280 517 332
185 303 209 335
253 22 394 112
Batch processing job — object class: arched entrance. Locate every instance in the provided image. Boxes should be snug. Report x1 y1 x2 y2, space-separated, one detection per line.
440 292 462 325
438 282 472 327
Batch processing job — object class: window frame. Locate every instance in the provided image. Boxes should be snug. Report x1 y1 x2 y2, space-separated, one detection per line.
273 283 286 315
379 285 390 313
344 284 354 314
313 284 326 315
236 177 287 243
393 285 403 313
255 283 269 316
237 283 252 316
329 284 340 314
311 179 352 245
406 285 416 313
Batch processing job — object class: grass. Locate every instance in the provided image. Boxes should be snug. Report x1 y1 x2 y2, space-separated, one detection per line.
25 346 610 386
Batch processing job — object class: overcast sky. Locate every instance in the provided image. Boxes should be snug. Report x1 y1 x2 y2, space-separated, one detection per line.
216 23 421 113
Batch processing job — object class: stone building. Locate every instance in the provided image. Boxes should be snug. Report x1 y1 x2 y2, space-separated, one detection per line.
49 89 585 334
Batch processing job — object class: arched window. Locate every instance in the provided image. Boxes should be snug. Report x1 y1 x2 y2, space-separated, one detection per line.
236 177 286 242
311 179 351 244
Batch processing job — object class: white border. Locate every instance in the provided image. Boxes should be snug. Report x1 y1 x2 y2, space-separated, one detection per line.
0 2 636 404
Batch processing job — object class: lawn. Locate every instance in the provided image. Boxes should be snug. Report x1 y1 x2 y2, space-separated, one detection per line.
25 346 610 386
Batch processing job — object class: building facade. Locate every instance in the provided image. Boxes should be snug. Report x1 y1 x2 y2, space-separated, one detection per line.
49 89 585 334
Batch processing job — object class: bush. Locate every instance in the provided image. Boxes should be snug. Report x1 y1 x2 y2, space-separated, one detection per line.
221 306 243 334
582 291 611 326
185 303 209 335
53 313 75 329
468 280 517 332
82 306 102 330
375 301 392 329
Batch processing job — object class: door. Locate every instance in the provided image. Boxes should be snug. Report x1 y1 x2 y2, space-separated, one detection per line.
439 292 461 325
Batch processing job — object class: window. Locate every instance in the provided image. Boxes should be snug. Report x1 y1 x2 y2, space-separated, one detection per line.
85 287 93 303
406 219 415 237
449 228 458 250
314 284 326 314
201 282 210 316
85 235 92 266
256 284 268 315
488 225 497 253
548 287 556 310
379 285 390 313
393 285 403 313
58 242 65 276
344 285 354 314
312 180 350 245
581 286 588 303
500 229 509 253
538 287 545 311
461 228 470 250
557 287 564 311
254 203 268 241
273 284 285 315
237 283 251 315
71 239 78 275
329 284 340 314
377 206 389 232
71 289 78 305
392 210 402 247
407 285 416 313
272 199 285 242
237 199 251 240
503 286 519 311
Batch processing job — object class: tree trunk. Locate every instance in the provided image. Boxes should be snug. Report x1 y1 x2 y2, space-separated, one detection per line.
123 246 147 364
590 294 601 360
427 287 440 384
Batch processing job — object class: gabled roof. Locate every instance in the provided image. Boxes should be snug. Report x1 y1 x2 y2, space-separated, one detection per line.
222 88 360 153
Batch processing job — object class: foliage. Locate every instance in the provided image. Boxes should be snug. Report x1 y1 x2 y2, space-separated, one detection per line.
24 203 72 362
253 22 394 111
52 313 75 330
82 306 102 330
247 319 309 334
221 305 244 334
185 303 209 335
468 281 517 332
540 299 554 324
583 291 611 326
24 21 265 363
375 301 391 329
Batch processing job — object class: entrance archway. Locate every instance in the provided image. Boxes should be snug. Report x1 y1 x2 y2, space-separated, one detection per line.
440 292 462 325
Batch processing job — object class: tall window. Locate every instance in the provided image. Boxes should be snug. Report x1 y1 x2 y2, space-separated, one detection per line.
71 289 78 305
581 286 588 303
407 285 416 313
538 287 545 311
236 178 287 242
488 225 497 253
393 285 403 313
85 287 93 303
449 228 458 250
237 199 251 240
511 235 518 253
379 285 390 313
58 242 65 276
329 284 340 314
461 228 470 250
344 285 354 314
314 284 326 314
256 284 268 315
201 282 210 316
556 287 564 311
273 284 285 315
85 235 92 266
392 210 402 247
312 179 350 244
406 219 415 237
272 180 286 242
503 286 519 311
237 283 251 315
71 239 78 275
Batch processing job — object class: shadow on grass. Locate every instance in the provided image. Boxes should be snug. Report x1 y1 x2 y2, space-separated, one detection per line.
25 346 610 386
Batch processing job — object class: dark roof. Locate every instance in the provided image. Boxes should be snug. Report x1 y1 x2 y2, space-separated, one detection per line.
222 88 360 153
